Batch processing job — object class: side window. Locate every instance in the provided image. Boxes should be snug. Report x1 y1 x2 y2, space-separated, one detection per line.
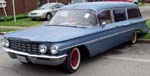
113 8 126 22
127 8 141 19
55 4 61 8
98 10 112 25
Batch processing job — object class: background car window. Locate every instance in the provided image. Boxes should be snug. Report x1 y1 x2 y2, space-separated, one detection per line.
113 8 126 22
55 4 60 8
127 8 141 19
38 4 54 10
98 10 112 25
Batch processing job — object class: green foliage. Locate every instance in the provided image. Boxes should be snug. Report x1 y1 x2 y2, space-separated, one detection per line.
0 28 17 32
0 13 42 26
143 33 150 39
146 19 150 29
0 18 42 27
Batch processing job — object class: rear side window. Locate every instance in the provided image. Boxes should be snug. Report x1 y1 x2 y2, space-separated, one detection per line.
113 8 126 22
98 10 112 25
127 8 141 19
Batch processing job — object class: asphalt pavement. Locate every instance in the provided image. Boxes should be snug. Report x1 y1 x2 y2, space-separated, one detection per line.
140 6 150 19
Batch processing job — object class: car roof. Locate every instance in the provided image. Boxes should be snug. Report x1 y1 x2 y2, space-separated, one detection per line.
60 2 138 12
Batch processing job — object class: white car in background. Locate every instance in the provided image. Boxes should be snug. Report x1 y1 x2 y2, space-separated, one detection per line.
28 3 64 20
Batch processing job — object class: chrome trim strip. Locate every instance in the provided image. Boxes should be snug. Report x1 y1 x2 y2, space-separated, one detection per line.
2 47 67 59
60 28 135 51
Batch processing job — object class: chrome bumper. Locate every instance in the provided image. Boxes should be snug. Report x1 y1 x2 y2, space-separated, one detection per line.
28 14 45 19
2 47 67 65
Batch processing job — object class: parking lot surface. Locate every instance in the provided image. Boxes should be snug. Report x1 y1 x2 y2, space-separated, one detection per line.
140 6 150 19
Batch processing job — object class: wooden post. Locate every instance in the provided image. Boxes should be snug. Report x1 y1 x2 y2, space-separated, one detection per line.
12 0 16 22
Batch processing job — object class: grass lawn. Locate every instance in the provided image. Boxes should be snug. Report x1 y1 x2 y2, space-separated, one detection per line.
142 33 150 39
138 2 150 6
140 20 150 39
0 18 43 27
0 13 43 27
0 28 18 32
146 19 150 29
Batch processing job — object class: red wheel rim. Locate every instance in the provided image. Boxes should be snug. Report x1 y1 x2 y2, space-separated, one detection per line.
70 48 80 70
71 49 78 67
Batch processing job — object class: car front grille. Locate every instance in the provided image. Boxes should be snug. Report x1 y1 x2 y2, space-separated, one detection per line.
9 40 40 54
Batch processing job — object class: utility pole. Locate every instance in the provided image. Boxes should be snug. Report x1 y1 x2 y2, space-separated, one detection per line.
12 0 16 22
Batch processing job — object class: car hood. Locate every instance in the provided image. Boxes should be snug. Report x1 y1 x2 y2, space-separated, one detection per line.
5 25 99 42
30 9 51 13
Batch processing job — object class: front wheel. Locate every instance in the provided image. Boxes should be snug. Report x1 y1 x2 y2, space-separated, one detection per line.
46 13 52 21
63 48 81 73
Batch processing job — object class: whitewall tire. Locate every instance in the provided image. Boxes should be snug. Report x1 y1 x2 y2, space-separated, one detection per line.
131 31 137 44
63 48 81 73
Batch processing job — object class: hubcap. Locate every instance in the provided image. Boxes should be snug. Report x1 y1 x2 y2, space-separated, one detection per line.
47 14 51 20
70 48 80 70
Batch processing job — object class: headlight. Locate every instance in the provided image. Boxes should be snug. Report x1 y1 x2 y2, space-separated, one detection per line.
39 44 47 54
50 45 58 54
1 37 9 47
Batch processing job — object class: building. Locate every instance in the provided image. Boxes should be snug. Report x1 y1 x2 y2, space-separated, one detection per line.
0 0 71 16
1 0 119 16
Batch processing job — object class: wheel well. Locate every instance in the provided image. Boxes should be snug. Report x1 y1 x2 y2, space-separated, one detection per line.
134 30 143 37
134 30 141 33
77 45 90 59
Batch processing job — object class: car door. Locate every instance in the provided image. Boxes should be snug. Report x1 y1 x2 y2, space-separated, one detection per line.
50 5 57 16
86 9 116 56
97 9 123 54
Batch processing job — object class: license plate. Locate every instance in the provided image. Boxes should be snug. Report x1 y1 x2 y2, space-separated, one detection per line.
17 55 27 63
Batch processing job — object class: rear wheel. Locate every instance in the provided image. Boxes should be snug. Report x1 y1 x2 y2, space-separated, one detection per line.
63 48 81 73
131 31 137 44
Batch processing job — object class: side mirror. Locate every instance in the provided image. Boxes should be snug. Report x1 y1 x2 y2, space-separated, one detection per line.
100 22 107 28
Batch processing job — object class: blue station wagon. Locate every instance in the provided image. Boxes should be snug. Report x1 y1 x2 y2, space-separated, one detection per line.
1 2 148 73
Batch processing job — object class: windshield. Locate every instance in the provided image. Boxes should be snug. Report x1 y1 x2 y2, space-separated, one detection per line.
49 10 97 26
38 4 54 10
